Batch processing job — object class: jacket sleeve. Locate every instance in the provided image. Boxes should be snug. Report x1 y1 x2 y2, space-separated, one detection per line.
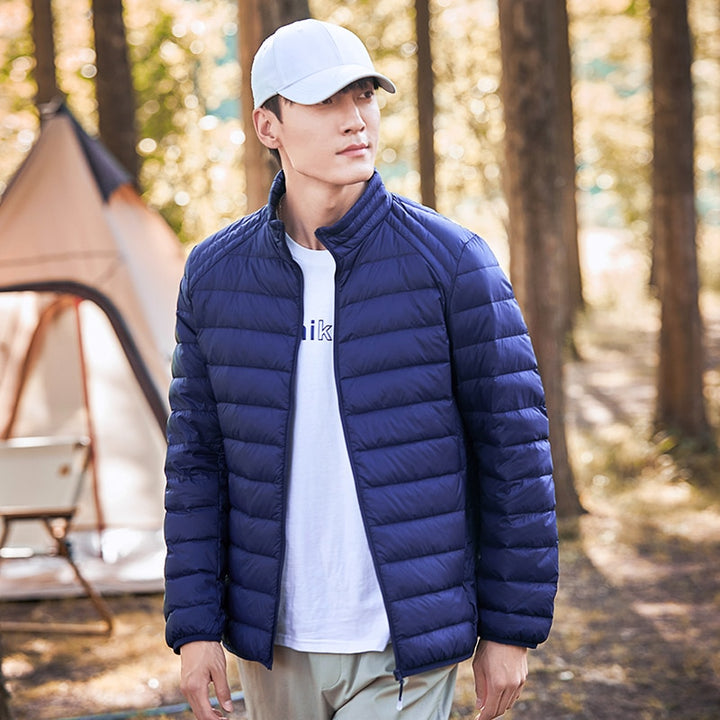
163 263 229 653
448 234 558 648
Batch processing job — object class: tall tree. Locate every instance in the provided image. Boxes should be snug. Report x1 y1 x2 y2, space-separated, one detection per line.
415 0 436 209
0 634 12 720
30 0 58 109
552 0 583 334
92 0 139 184
239 0 311 212
650 0 709 439
499 0 584 518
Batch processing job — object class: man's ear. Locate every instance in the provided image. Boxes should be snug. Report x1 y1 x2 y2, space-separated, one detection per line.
253 107 280 149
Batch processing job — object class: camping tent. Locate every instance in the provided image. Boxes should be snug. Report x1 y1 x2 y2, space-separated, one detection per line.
0 104 187 597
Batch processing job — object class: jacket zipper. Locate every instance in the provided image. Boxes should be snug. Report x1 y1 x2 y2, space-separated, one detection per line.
330 254 406 706
269 251 305 660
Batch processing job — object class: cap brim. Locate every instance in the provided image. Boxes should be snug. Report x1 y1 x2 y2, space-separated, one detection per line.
278 64 396 105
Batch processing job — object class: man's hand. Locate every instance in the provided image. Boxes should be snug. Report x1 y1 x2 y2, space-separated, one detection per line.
180 641 234 720
472 640 528 719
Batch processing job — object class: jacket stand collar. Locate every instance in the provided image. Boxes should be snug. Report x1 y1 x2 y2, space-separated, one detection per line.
266 170 392 262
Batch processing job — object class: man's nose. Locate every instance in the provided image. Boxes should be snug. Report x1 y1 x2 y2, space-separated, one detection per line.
341 98 366 133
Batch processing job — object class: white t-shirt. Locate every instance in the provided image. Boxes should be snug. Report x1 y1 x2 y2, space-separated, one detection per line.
275 235 390 653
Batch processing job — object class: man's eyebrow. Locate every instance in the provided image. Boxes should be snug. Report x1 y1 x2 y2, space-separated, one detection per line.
339 78 376 94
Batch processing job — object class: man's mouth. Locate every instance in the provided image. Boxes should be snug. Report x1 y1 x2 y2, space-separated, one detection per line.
339 143 369 156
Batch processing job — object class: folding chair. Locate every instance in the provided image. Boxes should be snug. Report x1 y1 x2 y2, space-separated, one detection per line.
0 437 113 634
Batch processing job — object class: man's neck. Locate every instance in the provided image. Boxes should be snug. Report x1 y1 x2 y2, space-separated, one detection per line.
280 177 368 250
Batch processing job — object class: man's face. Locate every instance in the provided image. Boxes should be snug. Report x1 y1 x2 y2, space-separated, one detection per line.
275 79 380 191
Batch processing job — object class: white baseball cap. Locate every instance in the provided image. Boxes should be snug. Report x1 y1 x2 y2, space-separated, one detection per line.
251 19 396 109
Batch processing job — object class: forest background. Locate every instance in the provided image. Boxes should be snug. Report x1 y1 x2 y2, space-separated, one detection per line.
1 0 720 718
0 0 718 245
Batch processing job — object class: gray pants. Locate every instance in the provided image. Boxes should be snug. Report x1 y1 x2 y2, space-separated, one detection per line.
237 644 458 720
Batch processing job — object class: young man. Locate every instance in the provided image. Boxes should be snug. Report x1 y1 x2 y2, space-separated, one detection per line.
164 18 558 720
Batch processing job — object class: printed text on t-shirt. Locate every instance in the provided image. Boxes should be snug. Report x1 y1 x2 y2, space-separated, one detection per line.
302 319 333 341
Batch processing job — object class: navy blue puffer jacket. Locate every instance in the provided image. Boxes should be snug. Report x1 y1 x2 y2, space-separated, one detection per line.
164 171 558 681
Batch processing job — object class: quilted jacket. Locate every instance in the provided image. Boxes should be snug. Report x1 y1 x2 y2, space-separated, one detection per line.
164 170 559 682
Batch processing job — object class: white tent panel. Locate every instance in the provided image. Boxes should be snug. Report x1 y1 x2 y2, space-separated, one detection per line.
77 300 167 531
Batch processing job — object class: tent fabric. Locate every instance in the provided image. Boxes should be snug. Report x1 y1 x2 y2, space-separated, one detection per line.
0 106 186 598
68 108 132 200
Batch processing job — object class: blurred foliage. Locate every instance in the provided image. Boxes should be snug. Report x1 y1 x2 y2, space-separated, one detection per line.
0 0 718 257
571 0 653 237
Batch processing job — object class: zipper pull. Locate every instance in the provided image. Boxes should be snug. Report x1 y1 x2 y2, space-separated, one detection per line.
396 676 405 711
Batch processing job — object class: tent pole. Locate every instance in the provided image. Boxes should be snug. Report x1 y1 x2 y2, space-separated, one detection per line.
73 297 106 559
1 294 65 439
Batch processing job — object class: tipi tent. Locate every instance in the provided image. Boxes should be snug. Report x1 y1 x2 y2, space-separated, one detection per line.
0 104 186 598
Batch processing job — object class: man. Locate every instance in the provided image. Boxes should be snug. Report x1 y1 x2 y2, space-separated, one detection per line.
164 18 558 720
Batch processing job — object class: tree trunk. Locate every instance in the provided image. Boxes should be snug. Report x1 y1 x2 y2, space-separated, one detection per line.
238 0 310 212
415 0 436 209
552 0 583 334
30 0 58 109
499 0 584 518
92 0 139 184
650 0 709 438
257 0 311 34
0 634 13 720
